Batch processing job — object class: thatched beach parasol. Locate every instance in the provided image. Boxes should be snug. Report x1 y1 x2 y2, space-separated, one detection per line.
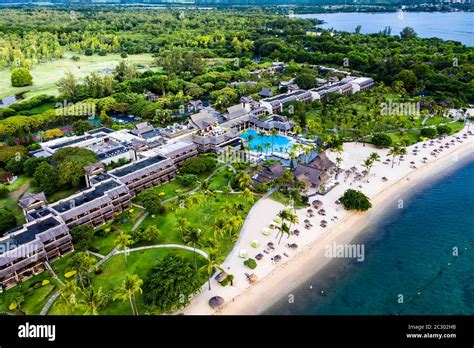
209 296 225 309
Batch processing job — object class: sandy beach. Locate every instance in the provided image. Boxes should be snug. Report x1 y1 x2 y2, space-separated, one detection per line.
182 126 474 315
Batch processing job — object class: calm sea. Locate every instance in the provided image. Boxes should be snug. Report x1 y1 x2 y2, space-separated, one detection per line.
266 155 474 315
296 12 474 46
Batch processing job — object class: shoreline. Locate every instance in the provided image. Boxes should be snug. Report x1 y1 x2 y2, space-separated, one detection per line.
182 128 474 315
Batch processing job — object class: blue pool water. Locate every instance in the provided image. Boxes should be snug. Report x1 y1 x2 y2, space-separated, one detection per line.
241 129 293 154
266 155 474 314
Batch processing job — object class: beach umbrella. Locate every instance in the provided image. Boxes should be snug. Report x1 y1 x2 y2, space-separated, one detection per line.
351 166 357 172
215 272 228 283
307 209 314 214
362 170 368 176
321 220 327 224
335 200 340 205
304 219 310 224
410 161 415 164
293 229 300 235
274 255 282 262
247 274 258 283
312 200 323 208
209 296 225 309
267 242 274 248
382 176 388 181
255 253 264 261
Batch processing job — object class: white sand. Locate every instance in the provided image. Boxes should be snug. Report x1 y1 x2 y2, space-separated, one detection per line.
182 127 474 315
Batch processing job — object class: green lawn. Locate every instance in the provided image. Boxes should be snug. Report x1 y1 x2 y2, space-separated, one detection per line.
90 207 145 255
49 248 206 315
0 270 60 315
386 130 421 146
425 116 451 127
208 166 233 190
0 52 156 99
270 190 307 209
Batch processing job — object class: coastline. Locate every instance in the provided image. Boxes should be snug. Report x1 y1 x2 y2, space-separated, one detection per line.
182 128 474 315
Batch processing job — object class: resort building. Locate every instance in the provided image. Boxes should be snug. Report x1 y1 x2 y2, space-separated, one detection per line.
191 125 240 153
49 178 131 229
260 89 313 114
188 110 222 130
293 152 336 190
349 77 375 93
108 155 177 196
0 215 72 290
153 141 198 167
252 162 285 185
248 115 296 134
159 123 192 139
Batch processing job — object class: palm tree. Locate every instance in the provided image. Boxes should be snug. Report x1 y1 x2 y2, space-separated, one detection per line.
397 146 407 166
80 286 109 315
183 227 203 269
235 171 252 190
175 217 190 240
277 222 290 245
185 194 202 207
388 145 400 169
366 152 381 175
257 144 263 157
213 217 226 242
115 232 133 265
114 274 143 315
264 141 271 158
242 188 254 204
200 250 224 290
275 209 290 241
270 128 279 153
286 211 299 231
57 280 81 314
68 252 96 290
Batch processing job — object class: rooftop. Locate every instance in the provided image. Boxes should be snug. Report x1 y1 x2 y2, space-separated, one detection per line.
0 216 61 254
51 180 121 213
111 155 167 177
49 135 94 150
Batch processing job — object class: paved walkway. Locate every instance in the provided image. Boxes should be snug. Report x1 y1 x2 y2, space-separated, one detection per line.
131 212 149 231
40 243 207 315
9 181 30 199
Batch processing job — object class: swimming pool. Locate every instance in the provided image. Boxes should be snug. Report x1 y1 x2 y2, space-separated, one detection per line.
240 129 293 154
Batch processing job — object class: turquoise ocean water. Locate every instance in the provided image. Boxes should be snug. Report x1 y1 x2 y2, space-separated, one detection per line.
266 155 474 315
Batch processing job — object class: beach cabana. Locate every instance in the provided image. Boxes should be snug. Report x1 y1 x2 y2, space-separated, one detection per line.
251 240 260 248
262 228 271 236
239 249 248 258
209 296 225 309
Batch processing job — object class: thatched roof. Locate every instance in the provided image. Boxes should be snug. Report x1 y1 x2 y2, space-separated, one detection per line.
209 296 225 309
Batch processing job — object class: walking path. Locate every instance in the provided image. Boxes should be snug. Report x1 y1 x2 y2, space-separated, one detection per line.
9 181 30 199
40 243 207 315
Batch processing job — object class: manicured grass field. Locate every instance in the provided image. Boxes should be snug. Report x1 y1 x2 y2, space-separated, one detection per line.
0 270 60 315
208 166 233 190
0 52 157 99
49 248 206 315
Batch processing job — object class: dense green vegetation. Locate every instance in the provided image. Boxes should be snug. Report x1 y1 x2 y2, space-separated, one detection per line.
340 189 372 211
